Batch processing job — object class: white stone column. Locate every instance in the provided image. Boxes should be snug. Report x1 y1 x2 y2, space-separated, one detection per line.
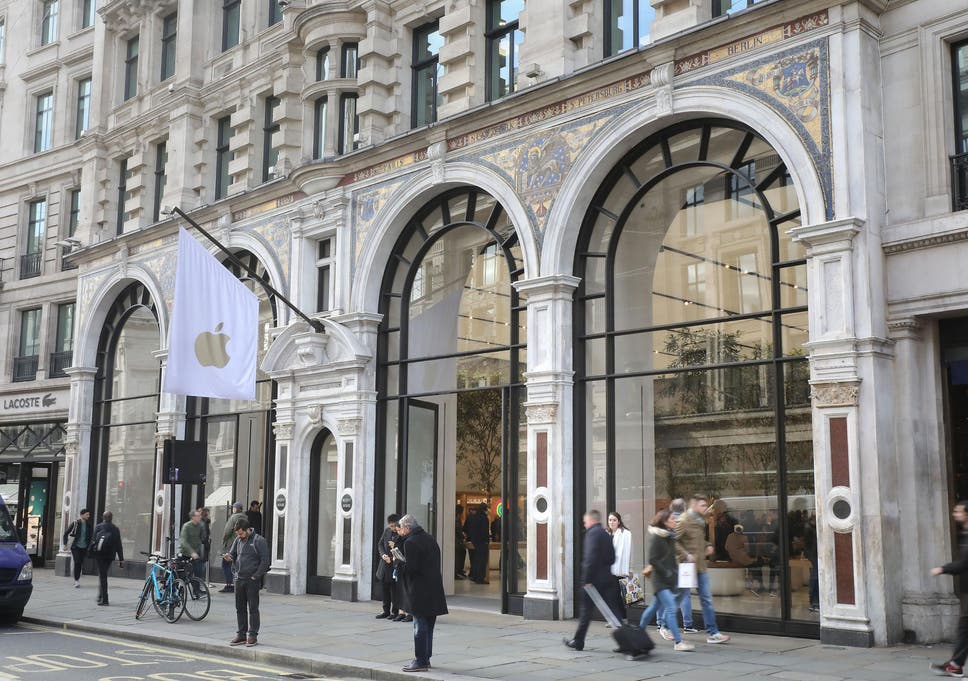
514 275 580 620
267 418 295 594
154 350 185 557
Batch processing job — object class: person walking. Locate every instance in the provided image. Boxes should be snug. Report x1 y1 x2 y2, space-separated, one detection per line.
564 509 621 651
246 500 264 535
63 508 93 588
91 511 124 606
225 518 270 647
638 510 694 652
464 503 490 584
674 495 730 644
197 507 212 582
220 502 246 593
376 514 401 619
930 501 968 677
455 505 467 580
608 511 632 619
396 514 448 673
179 509 203 561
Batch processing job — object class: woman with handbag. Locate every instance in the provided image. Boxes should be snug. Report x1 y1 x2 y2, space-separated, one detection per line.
638 510 694 652
607 512 632 619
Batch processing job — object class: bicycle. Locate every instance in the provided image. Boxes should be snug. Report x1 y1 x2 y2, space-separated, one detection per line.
135 552 185 623
176 556 211 621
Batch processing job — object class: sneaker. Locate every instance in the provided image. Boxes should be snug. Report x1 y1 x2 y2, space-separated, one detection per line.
681 627 699 634
245 636 257 647
931 661 965 677
229 635 246 646
658 627 674 641
674 641 696 652
73 580 80 588
706 633 731 644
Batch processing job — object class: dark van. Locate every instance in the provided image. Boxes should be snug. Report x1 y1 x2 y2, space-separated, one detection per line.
0 497 32 622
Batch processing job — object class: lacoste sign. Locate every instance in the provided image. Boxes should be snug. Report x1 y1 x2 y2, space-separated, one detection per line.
0 389 68 417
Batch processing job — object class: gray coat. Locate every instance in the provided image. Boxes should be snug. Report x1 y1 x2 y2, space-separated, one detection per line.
228 531 270 582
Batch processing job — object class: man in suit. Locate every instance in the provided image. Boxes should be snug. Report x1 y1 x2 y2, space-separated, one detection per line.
397 514 448 673
565 509 621 651
375 513 401 619
92 511 124 606
463 503 491 584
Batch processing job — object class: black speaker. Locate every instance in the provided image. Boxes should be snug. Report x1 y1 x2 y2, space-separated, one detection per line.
162 440 207 485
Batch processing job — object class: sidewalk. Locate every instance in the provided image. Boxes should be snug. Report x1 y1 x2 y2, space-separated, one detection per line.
23 569 942 681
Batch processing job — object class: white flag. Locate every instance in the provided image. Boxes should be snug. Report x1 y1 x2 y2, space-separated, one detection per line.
163 227 259 400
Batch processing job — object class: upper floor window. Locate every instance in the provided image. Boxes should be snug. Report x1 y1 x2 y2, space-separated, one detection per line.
316 238 334 312
215 116 234 199
486 0 523 101
117 158 131 234
339 93 359 155
41 0 58 46
51 302 75 377
412 22 442 128
605 0 655 56
952 41 968 212
124 35 139 101
712 0 755 17
22 200 46 280
223 0 241 52
153 141 168 223
15 309 42 382
67 189 80 237
81 0 96 29
262 96 280 182
35 92 54 153
161 13 177 81
0 18 6 65
316 47 331 81
268 0 283 27
341 43 358 79
75 77 92 139
313 96 328 160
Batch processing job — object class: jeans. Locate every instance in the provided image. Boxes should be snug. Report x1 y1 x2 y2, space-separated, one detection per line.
71 547 87 580
222 558 234 587
952 615 968 666
95 558 112 603
381 578 398 616
412 615 437 666
194 559 208 581
676 571 719 635
679 590 693 628
235 578 261 636
639 589 681 643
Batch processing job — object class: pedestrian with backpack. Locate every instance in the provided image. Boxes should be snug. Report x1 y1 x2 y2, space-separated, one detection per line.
91 511 124 606
62 508 93 587
224 518 270 647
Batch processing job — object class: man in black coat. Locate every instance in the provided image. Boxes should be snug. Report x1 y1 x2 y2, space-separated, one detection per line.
565 509 620 651
931 501 968 677
375 513 401 619
463 504 491 584
92 511 124 606
397 514 447 673
63 508 93 587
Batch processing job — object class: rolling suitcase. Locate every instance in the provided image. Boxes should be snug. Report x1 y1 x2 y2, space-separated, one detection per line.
583 584 655 657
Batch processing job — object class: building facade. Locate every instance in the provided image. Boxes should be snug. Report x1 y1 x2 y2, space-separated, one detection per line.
0 0 966 647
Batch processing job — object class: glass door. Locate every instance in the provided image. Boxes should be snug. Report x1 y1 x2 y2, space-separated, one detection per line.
307 431 338 595
405 399 438 535
19 465 51 565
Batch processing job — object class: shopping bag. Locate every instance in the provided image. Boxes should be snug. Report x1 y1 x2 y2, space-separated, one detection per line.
677 562 697 589
620 575 644 604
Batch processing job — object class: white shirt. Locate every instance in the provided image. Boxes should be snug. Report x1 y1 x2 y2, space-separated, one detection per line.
611 527 631 576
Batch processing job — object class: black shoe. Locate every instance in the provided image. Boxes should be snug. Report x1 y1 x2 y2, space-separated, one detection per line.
563 638 583 651
455 574 467 580
218 586 234 593
613 647 624 653
97 601 108 606
375 612 390 619
402 661 429 672
391 614 405 621
400 615 413 623
626 652 650 661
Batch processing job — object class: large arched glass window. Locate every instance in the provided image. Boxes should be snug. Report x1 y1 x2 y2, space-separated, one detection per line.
575 120 815 633
377 187 531 608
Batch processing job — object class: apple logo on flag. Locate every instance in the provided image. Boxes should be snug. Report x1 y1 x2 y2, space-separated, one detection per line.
195 322 231 368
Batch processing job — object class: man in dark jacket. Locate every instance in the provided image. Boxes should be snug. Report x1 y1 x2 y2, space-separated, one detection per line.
224 518 270 647
220 502 246 593
63 508 93 587
931 501 968 677
246 500 264 535
565 509 620 651
376 513 401 619
397 514 447 673
463 504 491 584
91 511 124 606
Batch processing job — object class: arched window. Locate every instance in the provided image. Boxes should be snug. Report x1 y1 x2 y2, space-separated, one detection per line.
575 120 815 631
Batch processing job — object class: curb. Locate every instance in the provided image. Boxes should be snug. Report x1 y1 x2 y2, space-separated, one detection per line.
22 616 483 681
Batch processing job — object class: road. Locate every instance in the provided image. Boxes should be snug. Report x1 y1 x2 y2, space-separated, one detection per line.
0 623 332 681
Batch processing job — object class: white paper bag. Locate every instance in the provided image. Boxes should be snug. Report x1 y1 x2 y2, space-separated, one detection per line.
677 562 697 589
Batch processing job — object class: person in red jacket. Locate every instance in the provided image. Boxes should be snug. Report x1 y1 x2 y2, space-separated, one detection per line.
931 501 968 677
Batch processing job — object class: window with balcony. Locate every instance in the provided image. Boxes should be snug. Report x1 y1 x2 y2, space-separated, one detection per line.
316 238 334 312
223 0 241 51
81 0 95 29
953 40 968 212
605 0 655 56
15 309 42 382
339 93 359 155
34 91 53 153
262 96 280 182
124 35 139 101
75 77 91 139
268 0 283 27
117 158 131 235
50 303 74 378
313 96 328 160
341 43 358 79
153 141 167 223
316 47 330 81
161 13 177 81
22 200 46 280
486 0 523 101
215 116 233 199
412 22 442 128
41 0 58 46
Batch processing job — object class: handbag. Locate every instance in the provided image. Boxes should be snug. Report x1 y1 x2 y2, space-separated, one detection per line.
677 562 697 589
619 575 644 605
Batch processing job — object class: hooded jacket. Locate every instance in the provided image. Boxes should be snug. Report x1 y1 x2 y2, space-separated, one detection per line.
647 526 678 593
228 531 270 581
676 509 712 573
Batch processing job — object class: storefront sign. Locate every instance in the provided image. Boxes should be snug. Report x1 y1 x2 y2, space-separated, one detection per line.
0 389 69 418
275 493 286 512
340 494 352 512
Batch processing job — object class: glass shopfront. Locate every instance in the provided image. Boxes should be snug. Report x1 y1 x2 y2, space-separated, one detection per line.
575 120 816 635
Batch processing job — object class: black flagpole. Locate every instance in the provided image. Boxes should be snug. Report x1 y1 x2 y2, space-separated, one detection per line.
169 206 324 333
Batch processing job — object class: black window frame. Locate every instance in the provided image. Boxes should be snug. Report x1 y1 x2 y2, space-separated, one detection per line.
313 95 328 160
34 90 54 153
411 21 441 128
952 39 968 212
116 158 129 235
123 34 139 101
316 47 330 81
604 0 656 57
340 42 358 79
41 0 58 46
81 0 95 29
316 237 334 313
338 93 359 156
262 96 280 183
160 13 177 81
485 0 522 102
222 0 241 52
152 141 167 223
67 189 80 237
26 199 47 256
712 0 755 18
215 116 233 199
268 0 283 27
75 76 92 139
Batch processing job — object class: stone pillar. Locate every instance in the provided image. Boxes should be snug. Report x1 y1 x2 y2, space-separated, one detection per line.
266 418 295 594
163 103 204 211
516 0 579 86
332 415 363 602
56 366 97 577
514 275 580 620
437 2 484 119
358 0 397 147
649 0 710 43
890 318 960 641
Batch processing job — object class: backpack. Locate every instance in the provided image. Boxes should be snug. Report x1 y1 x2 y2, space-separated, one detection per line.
91 525 111 555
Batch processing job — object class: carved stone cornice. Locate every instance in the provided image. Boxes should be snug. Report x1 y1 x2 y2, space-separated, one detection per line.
789 218 863 256
810 381 861 408
887 318 921 341
273 421 295 441
883 229 968 255
526 403 559 425
337 418 362 436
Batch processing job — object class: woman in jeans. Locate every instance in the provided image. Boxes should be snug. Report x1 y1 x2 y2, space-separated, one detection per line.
639 510 694 652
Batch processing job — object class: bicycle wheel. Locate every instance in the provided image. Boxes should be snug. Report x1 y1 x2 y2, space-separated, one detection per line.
153 578 185 623
183 577 211 621
135 581 152 620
